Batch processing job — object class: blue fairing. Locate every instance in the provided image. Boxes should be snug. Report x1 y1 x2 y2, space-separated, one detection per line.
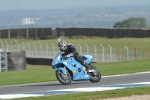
52 52 92 81
82 55 93 64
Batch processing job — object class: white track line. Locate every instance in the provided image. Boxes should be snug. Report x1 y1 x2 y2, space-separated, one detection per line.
0 82 150 99
103 71 150 78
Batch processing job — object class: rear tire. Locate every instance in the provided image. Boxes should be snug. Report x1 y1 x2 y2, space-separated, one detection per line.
88 65 101 82
56 70 71 85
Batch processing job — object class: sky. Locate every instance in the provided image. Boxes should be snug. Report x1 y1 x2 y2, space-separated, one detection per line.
0 0 150 11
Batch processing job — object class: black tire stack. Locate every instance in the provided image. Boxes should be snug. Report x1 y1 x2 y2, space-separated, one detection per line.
7 51 26 71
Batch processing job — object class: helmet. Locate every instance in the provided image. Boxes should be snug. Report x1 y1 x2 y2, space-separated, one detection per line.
58 40 67 50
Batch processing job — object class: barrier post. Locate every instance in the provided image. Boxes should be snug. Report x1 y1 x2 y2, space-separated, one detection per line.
143 49 146 60
100 44 104 62
134 48 138 60
108 44 112 62
85 44 89 55
118 46 120 61
124 46 129 61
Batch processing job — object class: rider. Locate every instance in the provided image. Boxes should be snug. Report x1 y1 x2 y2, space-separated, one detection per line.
58 40 91 71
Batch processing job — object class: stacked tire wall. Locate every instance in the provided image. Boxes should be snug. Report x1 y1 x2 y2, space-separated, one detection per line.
7 51 26 71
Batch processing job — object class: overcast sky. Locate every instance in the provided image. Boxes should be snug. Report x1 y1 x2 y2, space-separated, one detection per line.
0 0 150 11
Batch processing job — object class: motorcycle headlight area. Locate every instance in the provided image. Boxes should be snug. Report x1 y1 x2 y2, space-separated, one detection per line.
52 56 61 66
52 60 58 66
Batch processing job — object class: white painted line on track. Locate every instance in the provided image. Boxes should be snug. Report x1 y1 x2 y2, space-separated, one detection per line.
0 94 44 99
103 71 150 78
52 87 125 92
0 87 125 100
0 81 150 100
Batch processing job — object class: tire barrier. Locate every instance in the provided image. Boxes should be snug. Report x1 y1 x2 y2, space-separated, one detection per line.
26 58 53 66
0 52 8 72
7 51 26 71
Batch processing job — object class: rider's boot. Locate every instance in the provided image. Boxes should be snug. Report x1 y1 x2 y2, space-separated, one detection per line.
84 63 91 71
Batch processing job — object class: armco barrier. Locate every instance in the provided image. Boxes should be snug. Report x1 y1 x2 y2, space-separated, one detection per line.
26 58 53 66
7 51 26 71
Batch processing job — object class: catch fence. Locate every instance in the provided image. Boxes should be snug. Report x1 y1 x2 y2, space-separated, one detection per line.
0 40 150 63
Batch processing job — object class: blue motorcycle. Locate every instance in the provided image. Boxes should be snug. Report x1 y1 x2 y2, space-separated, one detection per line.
52 52 101 85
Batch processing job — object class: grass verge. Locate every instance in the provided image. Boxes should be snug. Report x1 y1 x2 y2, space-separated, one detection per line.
12 86 150 100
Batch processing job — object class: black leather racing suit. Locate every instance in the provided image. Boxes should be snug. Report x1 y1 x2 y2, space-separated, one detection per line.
60 45 87 67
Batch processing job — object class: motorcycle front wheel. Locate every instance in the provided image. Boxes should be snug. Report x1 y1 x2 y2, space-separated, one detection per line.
88 65 101 82
56 70 71 85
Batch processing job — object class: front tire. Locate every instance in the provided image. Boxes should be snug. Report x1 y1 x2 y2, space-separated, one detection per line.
88 65 101 82
56 70 71 85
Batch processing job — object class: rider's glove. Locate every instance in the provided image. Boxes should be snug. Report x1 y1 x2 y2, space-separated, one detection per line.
66 54 70 57
66 53 73 57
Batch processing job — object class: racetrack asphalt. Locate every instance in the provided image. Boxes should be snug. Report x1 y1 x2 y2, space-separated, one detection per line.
0 72 149 95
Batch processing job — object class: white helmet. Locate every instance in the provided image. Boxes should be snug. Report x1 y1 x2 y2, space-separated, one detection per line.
58 40 67 50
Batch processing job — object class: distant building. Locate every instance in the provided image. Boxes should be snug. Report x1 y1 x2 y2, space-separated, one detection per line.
22 18 35 25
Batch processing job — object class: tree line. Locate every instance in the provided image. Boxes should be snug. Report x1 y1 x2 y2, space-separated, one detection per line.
113 17 149 29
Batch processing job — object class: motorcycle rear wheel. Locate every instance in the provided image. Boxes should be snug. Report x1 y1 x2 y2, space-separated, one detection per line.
88 65 101 82
56 70 72 85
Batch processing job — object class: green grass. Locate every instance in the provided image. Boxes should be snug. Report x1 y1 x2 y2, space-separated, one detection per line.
0 65 55 86
12 86 150 100
1 37 150 50
0 60 150 86
94 60 150 76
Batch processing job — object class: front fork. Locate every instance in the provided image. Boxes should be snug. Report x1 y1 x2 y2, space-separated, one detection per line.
64 67 67 75
83 66 87 74
56 66 67 75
